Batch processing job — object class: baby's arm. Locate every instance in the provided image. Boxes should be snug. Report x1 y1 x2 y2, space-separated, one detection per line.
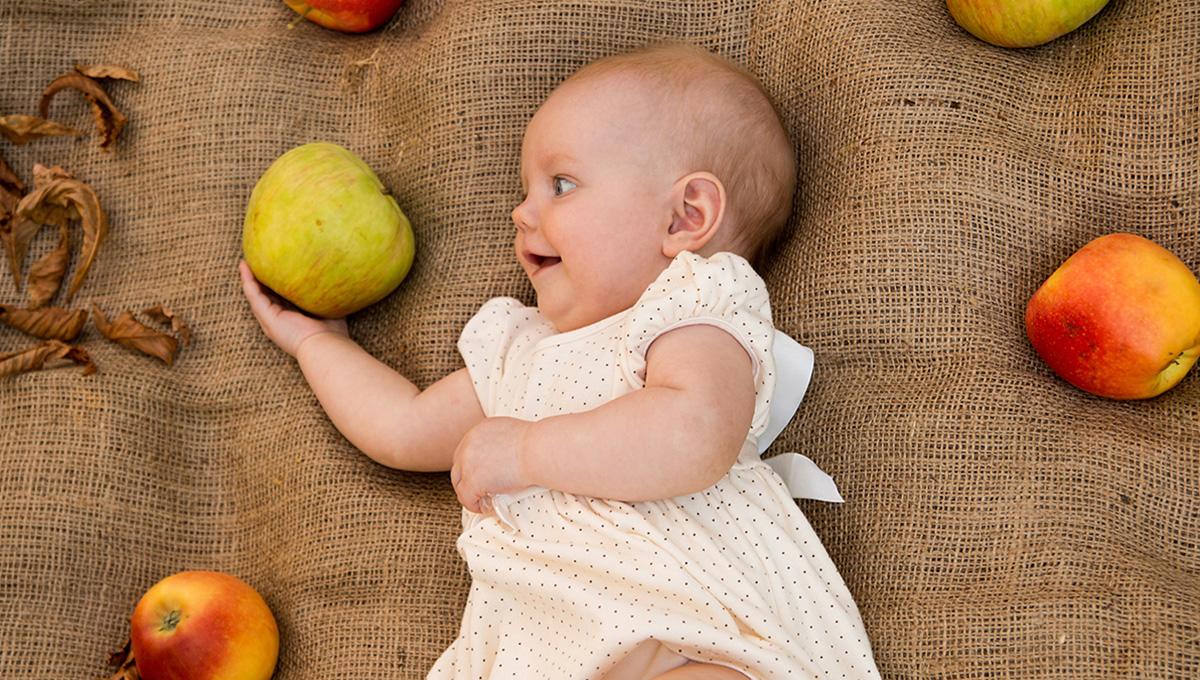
240 261 484 471
520 324 756 501
296 334 484 471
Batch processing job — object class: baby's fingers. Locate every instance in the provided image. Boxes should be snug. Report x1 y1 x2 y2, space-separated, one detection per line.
239 261 281 316
451 463 483 514
239 260 264 300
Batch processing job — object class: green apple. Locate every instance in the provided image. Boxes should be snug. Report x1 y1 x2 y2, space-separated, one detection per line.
947 0 1110 48
243 142 414 318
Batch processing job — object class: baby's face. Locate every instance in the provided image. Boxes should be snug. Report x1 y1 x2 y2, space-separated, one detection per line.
512 76 678 333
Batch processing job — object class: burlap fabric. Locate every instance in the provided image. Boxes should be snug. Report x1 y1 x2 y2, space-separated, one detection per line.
0 0 1196 677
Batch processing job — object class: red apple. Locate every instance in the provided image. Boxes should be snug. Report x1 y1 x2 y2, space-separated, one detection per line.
112 570 280 680
1026 233 1200 400
284 0 404 33
946 0 1110 48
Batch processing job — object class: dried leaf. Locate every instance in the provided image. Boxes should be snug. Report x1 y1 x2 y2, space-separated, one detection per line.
0 114 83 145
38 71 127 151
106 639 132 668
0 150 25 288
0 339 94 377
0 304 86 341
3 217 45 291
14 164 107 300
143 304 192 347
26 224 69 308
92 304 178 365
0 151 21 193
105 639 142 680
19 165 76 231
75 64 140 82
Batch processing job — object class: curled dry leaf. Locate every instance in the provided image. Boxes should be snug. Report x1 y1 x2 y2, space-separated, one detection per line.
26 223 69 308
39 70 127 151
75 64 141 82
0 338 95 377
0 114 83 145
0 151 25 287
0 304 87 341
106 639 142 680
92 304 178 365
143 304 192 347
14 164 107 300
3 217 47 291
0 152 21 194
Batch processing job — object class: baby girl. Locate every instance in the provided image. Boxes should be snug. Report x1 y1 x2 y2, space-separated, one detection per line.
239 43 880 680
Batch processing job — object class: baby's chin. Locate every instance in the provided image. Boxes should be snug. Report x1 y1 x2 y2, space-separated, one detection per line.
535 296 589 333
534 298 567 332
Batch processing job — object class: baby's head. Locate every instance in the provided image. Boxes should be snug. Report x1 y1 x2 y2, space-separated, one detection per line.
513 43 796 332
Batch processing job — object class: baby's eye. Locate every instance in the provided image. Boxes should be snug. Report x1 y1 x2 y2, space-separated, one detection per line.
552 176 576 196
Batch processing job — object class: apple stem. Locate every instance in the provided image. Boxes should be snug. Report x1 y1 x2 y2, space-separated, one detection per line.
159 609 182 633
287 4 313 30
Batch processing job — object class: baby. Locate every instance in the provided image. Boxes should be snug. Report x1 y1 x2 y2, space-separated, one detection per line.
239 43 880 680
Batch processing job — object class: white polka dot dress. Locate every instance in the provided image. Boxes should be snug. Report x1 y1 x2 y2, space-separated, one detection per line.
428 251 880 680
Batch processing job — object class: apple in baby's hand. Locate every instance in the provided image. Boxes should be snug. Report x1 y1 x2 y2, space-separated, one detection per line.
284 0 404 33
243 141 415 319
1025 233 1200 400
946 0 1110 48
107 570 279 680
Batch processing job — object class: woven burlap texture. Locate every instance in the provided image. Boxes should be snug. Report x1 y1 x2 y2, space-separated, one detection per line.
0 0 1196 677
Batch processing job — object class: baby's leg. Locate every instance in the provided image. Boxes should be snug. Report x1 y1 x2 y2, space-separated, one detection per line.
651 662 750 680
600 640 688 679
599 639 750 680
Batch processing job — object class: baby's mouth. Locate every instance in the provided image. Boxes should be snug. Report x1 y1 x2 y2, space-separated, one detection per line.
524 250 562 273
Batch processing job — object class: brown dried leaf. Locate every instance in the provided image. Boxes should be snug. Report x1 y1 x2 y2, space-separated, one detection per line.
0 339 94 377
75 64 140 82
26 224 69 308
0 114 83 145
15 165 74 228
92 304 178 365
3 217 46 291
0 304 86 341
38 71 127 151
143 304 192 347
14 164 107 300
105 638 142 680
0 150 21 193
0 150 25 289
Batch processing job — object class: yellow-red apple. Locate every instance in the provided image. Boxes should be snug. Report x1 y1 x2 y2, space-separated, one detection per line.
284 0 404 33
947 0 1110 48
116 570 279 680
1026 232 1200 400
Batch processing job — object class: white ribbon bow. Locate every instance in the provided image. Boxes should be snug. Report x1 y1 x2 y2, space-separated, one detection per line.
759 330 844 504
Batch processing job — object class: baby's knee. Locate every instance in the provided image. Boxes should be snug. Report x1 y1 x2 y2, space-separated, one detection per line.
599 639 751 680
651 662 751 680
599 640 688 680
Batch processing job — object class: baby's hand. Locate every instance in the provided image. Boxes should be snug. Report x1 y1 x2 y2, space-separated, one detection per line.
239 259 348 357
451 416 534 514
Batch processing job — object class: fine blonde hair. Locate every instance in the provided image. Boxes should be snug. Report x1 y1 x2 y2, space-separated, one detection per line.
566 42 798 271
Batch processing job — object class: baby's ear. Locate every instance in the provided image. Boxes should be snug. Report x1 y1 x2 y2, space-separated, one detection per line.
663 172 725 258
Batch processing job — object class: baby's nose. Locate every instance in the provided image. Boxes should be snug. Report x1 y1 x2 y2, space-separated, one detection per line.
512 199 535 231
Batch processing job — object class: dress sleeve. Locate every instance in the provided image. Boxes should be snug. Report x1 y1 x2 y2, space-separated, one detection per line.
456 297 537 416
618 251 777 439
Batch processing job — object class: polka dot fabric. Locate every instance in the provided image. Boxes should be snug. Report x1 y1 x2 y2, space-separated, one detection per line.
619 251 776 440
434 251 880 679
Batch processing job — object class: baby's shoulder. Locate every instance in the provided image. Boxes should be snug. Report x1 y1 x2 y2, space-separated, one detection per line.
628 250 773 333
